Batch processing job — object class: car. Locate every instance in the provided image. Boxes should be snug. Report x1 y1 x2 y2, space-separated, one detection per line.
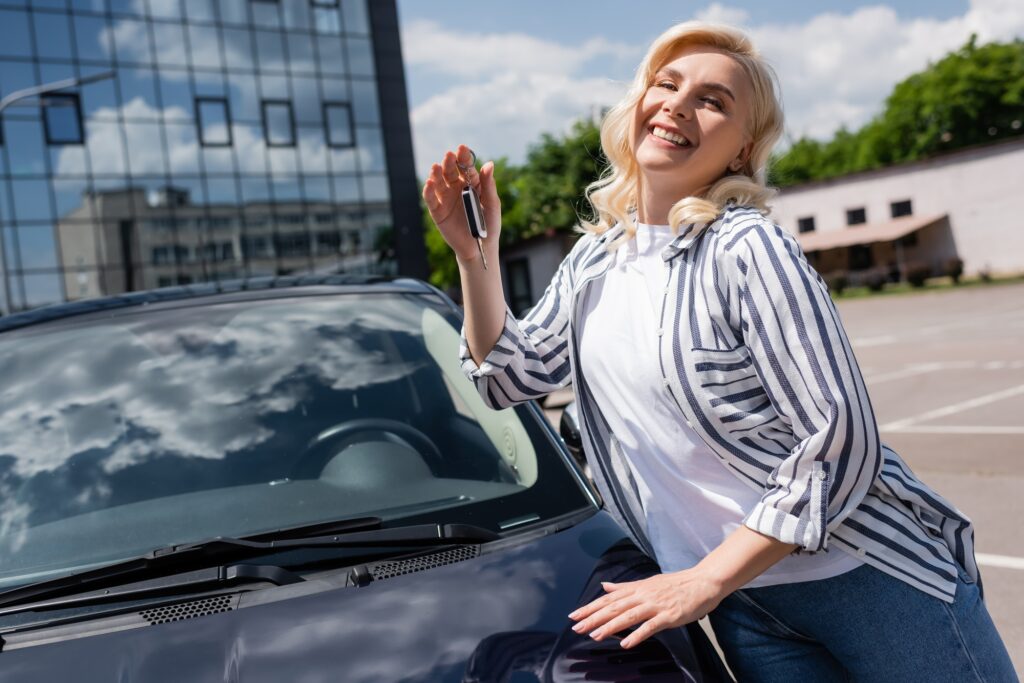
0 276 730 682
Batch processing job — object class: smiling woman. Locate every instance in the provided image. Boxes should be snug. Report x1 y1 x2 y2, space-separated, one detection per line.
435 18 1019 683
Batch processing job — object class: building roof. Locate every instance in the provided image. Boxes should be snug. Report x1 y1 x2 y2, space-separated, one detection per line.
797 213 946 253
777 135 1024 194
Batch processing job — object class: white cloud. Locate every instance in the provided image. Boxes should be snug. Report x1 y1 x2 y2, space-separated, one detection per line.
732 0 1024 140
694 3 751 26
410 72 626 179
403 19 634 80
405 0 1024 177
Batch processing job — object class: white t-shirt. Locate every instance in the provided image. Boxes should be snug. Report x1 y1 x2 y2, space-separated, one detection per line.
578 222 862 588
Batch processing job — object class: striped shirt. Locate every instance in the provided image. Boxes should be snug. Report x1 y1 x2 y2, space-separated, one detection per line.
459 204 980 604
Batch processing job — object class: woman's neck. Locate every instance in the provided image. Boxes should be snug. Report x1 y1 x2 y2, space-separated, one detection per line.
637 177 693 225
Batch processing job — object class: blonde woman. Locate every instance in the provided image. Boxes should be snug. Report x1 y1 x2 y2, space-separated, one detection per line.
424 21 1016 681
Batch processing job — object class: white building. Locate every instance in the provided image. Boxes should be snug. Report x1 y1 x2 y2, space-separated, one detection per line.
770 136 1024 281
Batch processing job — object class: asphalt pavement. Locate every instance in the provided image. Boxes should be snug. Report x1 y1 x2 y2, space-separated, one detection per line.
542 281 1024 675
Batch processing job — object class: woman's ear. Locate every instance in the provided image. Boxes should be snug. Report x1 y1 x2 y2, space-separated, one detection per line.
729 141 754 172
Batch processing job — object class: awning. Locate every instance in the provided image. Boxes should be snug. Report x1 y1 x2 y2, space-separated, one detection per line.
797 214 947 253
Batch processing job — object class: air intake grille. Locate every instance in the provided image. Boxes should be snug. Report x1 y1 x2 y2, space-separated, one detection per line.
140 594 236 625
372 546 480 581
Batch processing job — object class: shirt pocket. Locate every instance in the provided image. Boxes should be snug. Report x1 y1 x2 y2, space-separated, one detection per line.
688 346 780 437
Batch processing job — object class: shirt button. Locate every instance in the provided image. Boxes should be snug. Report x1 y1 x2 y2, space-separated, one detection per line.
817 470 827 480
857 548 867 557
656 328 663 336
662 379 671 389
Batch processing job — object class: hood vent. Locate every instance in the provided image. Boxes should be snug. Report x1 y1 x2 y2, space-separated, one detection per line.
140 594 238 625
370 546 480 582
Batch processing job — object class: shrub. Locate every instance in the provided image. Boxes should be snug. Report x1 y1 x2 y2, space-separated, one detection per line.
906 263 931 287
824 272 848 294
866 271 887 291
943 257 964 284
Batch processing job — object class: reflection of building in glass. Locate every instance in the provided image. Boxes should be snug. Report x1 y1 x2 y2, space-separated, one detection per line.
0 0 423 313
57 187 389 299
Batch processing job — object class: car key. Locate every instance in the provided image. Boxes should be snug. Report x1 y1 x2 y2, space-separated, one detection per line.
457 150 488 269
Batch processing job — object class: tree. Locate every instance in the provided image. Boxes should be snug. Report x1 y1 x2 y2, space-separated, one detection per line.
770 37 1024 187
509 118 609 242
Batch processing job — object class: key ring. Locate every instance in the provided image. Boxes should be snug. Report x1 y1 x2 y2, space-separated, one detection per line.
456 148 478 175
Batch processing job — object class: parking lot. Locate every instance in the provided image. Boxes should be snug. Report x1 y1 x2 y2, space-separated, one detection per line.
543 281 1024 672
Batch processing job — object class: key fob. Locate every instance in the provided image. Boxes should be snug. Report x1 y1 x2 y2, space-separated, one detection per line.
461 184 488 239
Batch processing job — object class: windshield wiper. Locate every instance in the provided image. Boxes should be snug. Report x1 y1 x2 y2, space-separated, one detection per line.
0 522 499 611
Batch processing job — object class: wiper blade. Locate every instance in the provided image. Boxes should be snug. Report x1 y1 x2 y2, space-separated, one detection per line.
0 522 498 610
0 564 302 618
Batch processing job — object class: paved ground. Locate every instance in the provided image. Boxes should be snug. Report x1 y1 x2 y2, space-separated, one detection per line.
543 281 1024 674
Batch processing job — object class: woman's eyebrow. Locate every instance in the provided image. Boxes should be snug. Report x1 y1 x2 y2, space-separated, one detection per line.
656 67 736 102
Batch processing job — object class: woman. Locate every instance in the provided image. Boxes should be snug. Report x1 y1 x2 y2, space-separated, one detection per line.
423 21 1017 681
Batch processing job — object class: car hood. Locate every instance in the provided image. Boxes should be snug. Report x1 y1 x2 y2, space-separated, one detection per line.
0 512 730 682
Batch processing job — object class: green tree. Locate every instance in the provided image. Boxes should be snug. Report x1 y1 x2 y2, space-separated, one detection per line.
770 36 1024 187
510 118 609 242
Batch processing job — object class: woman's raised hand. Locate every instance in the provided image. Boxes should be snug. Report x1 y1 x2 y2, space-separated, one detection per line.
422 144 501 263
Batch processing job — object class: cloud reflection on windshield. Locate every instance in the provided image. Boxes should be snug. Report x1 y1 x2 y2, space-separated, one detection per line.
0 297 429 552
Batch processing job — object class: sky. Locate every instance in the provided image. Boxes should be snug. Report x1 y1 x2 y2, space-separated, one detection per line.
395 0 1024 180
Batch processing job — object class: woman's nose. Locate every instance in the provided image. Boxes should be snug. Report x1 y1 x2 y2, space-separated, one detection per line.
662 91 694 120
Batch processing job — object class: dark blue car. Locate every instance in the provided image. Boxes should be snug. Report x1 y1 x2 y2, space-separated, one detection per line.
0 276 730 682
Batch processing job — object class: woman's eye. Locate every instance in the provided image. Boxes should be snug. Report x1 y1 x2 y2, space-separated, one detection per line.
703 96 724 110
656 81 676 91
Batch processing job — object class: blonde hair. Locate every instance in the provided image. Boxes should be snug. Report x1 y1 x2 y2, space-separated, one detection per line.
576 21 784 250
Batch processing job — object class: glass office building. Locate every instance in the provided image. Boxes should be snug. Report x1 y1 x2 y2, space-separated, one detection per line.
0 0 424 314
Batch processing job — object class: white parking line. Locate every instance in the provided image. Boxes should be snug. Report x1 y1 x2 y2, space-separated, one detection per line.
880 384 1024 432
977 553 1024 570
864 360 1024 385
882 425 1024 435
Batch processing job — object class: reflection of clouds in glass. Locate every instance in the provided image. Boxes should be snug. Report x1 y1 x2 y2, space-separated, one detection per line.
0 301 423 483
57 98 374 176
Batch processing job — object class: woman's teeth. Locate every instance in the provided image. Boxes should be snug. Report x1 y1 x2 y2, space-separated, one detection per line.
652 127 691 147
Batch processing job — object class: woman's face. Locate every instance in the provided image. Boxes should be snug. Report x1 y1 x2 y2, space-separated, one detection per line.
632 45 754 195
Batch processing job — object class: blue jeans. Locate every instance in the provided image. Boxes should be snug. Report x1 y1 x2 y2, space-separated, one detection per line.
708 561 1018 682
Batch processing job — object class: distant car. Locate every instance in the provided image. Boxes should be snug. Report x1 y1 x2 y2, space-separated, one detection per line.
0 276 729 682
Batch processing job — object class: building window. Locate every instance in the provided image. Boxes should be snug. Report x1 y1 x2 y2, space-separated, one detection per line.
846 207 867 226
797 216 816 233
152 246 172 265
262 100 295 147
313 6 342 34
323 102 354 148
42 93 84 145
506 257 533 316
195 97 232 147
891 199 913 218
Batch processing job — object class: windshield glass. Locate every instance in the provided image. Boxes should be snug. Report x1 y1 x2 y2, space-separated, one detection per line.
0 292 590 589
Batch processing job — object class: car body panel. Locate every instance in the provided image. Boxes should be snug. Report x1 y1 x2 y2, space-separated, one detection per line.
0 512 729 682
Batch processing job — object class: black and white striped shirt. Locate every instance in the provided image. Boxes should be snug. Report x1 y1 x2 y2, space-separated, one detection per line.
459 204 980 604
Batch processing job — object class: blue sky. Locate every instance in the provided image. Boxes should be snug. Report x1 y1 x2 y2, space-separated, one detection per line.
395 0 1022 180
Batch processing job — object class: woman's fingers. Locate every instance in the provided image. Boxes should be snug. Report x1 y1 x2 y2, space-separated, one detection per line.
589 605 652 641
571 595 638 636
441 150 462 186
456 144 480 189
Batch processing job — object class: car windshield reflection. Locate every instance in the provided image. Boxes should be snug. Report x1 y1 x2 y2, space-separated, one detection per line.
0 293 589 589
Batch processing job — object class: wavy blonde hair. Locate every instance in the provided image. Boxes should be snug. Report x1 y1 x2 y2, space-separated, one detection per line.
576 21 784 250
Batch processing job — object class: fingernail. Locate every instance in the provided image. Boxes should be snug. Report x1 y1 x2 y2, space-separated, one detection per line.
571 623 582 632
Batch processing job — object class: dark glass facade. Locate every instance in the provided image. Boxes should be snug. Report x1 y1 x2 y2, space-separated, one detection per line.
0 0 424 313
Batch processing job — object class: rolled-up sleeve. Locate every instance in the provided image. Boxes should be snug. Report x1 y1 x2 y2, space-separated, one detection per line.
458 243 580 410
730 222 882 552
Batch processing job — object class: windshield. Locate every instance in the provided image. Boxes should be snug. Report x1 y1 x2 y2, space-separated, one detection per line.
0 292 591 589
